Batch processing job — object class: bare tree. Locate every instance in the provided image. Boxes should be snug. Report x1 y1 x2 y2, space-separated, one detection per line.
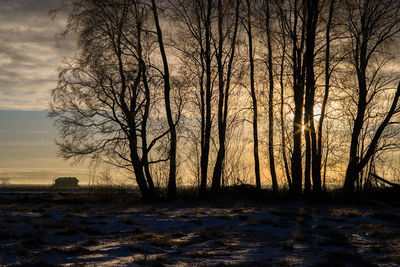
315 0 336 195
151 0 178 199
303 0 320 196
211 0 241 192
244 0 262 190
342 0 400 193
262 0 278 191
167 0 213 195
276 0 307 196
200 0 213 196
50 0 172 200
276 9 292 190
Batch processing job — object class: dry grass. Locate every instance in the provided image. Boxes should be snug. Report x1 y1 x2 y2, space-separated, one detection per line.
330 208 364 217
20 236 45 248
361 223 396 238
80 226 105 236
133 256 170 266
119 217 141 225
281 242 294 250
0 228 15 240
198 226 228 241
317 230 351 247
11 258 57 267
370 243 394 253
321 251 376 267
1 186 400 266
54 225 80 236
291 230 311 243
135 232 176 248
370 212 400 224
55 245 92 256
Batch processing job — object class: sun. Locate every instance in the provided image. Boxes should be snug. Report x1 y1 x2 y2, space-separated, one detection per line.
314 104 322 121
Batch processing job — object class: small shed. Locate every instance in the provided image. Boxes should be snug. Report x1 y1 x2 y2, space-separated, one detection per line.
54 177 79 188
0 178 10 185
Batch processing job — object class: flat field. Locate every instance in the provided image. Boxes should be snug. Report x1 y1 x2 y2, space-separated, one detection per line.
0 186 399 266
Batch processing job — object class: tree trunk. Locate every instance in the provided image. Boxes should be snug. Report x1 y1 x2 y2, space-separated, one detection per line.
130 149 152 200
304 130 311 197
137 21 156 197
247 0 261 190
211 0 225 192
114 23 155 201
343 0 400 194
343 25 368 193
151 0 177 199
212 0 240 192
303 0 320 196
292 96 304 197
291 0 305 197
316 0 335 196
141 73 156 196
197 3 206 196
344 159 359 194
322 130 329 192
265 0 278 192
278 23 292 190
345 82 400 193
200 0 213 196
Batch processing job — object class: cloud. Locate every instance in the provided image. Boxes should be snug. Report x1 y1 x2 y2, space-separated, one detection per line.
0 0 76 110
0 142 53 146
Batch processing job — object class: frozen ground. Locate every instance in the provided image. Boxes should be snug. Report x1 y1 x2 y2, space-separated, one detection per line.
0 188 400 266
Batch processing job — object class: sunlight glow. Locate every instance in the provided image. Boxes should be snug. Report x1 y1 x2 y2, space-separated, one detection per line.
314 105 321 121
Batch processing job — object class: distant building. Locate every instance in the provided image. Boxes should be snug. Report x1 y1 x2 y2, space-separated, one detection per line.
54 177 79 188
0 178 10 185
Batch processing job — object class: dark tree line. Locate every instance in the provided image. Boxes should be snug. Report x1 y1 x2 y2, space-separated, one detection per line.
50 0 400 200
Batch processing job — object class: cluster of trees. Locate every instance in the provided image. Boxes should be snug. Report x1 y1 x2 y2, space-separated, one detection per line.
50 0 400 200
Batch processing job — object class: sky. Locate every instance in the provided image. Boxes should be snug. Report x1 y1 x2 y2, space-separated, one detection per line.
2 1 398 187
0 0 89 184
